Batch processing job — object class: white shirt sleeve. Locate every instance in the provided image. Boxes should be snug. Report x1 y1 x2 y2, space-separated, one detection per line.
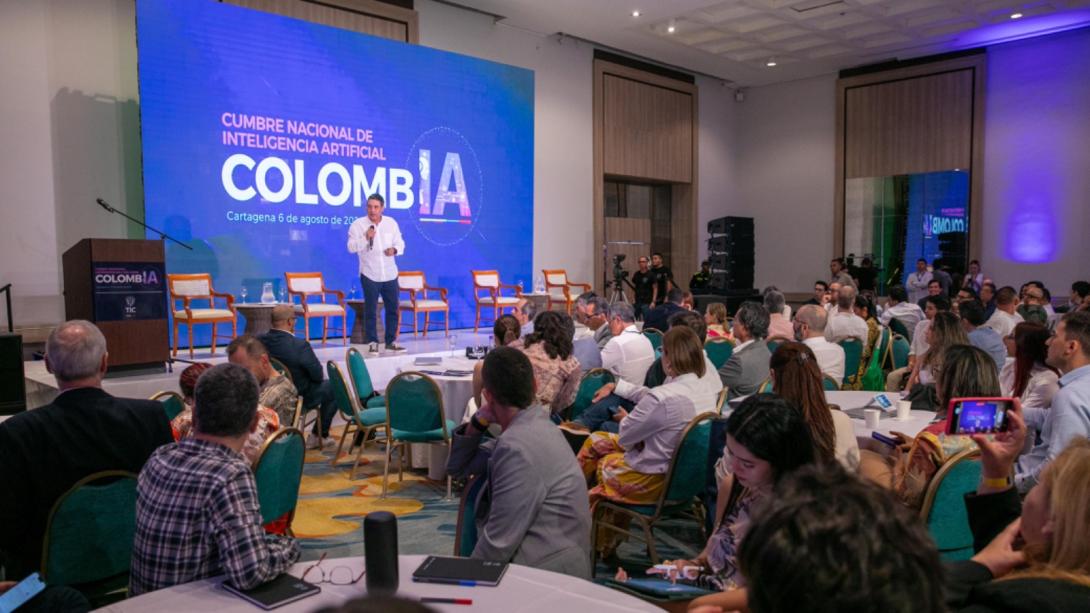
347 218 369 253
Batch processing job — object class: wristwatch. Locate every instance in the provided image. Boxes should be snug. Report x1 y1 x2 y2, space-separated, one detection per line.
982 475 1013 489
470 414 489 432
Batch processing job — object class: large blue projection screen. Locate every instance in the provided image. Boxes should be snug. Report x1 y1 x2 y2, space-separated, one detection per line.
136 0 533 341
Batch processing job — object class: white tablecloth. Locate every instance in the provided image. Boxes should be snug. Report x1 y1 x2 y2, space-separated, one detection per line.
827 390 938 439
97 554 658 612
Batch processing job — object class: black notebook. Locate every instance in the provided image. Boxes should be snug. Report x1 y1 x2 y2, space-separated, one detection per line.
221 575 321 610
412 556 508 586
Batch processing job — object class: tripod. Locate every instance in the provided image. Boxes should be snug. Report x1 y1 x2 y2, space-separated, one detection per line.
607 279 629 305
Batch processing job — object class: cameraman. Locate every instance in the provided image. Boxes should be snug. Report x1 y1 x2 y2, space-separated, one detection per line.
631 256 655 321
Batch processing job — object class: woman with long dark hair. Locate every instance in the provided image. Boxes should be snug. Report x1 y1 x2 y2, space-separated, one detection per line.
1000 322 1060 428
770 342 858 468
515 311 580 413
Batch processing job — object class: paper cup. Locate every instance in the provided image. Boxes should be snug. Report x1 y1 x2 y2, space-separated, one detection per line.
864 408 881 429
897 400 912 420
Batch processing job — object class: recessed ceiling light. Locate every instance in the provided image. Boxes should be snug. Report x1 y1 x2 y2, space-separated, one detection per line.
667 23 676 33
1010 12 1023 19
766 58 778 67
632 10 641 18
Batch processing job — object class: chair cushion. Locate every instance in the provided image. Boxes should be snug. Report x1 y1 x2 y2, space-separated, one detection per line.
364 395 387 409
295 303 344 315
173 308 234 320
357 405 387 426
391 419 456 442
478 296 520 305
399 299 447 309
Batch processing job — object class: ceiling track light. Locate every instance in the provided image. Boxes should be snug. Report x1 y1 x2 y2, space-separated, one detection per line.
632 10 641 18
1010 12 1023 19
667 22 677 33
766 58 778 67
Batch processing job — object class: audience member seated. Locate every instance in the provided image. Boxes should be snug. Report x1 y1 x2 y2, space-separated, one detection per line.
764 290 793 340
639 310 718 389
960 299 1007 372
176 361 213 412
472 315 522 406
907 311 969 390
981 282 999 320
846 294 882 389
879 285 924 339
1014 311 1090 493
862 345 1000 507
513 297 537 337
642 287 687 333
1061 281 1090 313
0 320 173 578
824 285 868 344
805 280 828 306
961 259 985 294
600 302 655 386
887 294 951 392
515 311 581 414
718 301 772 399
584 295 613 349
946 403 1090 611
771 342 859 468
762 286 792 320
983 286 1025 339
259 304 335 448
130 363 300 595
917 279 945 310
1000 322 1060 428
446 347 591 577
704 302 732 340
577 327 718 557
625 395 814 606
794 304 845 383
703 463 945 613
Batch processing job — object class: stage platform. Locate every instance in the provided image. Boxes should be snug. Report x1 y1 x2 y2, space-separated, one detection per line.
23 328 493 409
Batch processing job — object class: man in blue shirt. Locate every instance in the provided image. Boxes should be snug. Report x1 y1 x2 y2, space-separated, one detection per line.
1015 311 1090 492
959 299 1006 372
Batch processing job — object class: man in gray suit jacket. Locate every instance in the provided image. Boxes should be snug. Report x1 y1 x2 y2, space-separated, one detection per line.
718 301 772 399
447 347 592 577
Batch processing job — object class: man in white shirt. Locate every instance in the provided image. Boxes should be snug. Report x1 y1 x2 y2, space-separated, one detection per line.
794 305 845 383
982 286 1025 339
347 194 406 354
824 285 868 344
879 285 924 340
600 303 655 386
905 259 933 305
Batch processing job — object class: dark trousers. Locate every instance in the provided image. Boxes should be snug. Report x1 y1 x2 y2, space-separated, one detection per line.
574 394 634 432
304 380 337 437
361 274 399 345
634 303 651 321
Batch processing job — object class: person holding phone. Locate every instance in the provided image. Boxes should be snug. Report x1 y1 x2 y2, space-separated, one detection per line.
945 402 1090 610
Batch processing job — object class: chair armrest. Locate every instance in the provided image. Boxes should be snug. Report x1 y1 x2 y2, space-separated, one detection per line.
324 288 345 304
424 285 448 301
568 282 591 294
211 290 235 310
498 283 523 298
400 287 418 306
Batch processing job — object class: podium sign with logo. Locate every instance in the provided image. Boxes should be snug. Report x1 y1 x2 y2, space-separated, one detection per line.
63 239 170 369
92 263 167 321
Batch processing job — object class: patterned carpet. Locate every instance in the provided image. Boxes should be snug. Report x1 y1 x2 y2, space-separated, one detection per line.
292 424 706 582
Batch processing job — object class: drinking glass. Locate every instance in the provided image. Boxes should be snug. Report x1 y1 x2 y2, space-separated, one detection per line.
448 333 459 357
240 286 248 303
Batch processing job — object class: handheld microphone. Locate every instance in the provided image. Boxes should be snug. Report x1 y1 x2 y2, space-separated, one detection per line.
368 224 375 251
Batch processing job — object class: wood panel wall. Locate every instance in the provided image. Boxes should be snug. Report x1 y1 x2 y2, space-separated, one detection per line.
602 75 693 183
593 59 698 294
834 53 986 261
224 0 418 43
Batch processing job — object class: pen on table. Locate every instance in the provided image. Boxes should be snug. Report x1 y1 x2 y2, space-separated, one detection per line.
420 597 473 605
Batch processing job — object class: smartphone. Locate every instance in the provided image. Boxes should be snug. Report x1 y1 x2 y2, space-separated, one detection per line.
873 394 893 411
871 431 899 447
945 397 1014 435
0 573 46 613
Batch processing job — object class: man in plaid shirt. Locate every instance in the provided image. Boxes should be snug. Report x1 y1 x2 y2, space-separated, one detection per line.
130 363 300 595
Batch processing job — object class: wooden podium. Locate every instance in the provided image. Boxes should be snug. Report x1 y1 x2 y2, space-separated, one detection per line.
62 239 170 369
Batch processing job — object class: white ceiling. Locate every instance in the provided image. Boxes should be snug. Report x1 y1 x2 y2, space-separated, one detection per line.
451 0 1090 86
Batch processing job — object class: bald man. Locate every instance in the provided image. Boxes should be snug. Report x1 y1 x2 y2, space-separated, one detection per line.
259 305 336 447
794 305 846 383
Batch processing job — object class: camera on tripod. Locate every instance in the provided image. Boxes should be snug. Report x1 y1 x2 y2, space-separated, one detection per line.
611 254 629 286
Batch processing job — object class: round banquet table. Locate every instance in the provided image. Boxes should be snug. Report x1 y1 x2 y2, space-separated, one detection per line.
825 390 939 439
95 554 660 612
234 302 287 336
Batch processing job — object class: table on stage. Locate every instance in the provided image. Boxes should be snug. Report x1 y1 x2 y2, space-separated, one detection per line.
98 554 659 612
234 302 288 336
398 356 477 479
826 390 938 439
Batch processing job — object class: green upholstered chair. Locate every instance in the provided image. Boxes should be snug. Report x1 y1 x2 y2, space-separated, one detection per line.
253 427 305 532
890 334 911 370
346 347 386 410
838 339 863 387
41 470 138 604
383 371 455 498
269 357 291 382
704 339 734 370
567 368 615 422
328 360 387 479
888 317 911 340
591 412 716 567
757 379 773 393
920 448 982 561
453 474 487 557
766 336 791 355
150 390 186 421
822 375 841 391
642 328 663 354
